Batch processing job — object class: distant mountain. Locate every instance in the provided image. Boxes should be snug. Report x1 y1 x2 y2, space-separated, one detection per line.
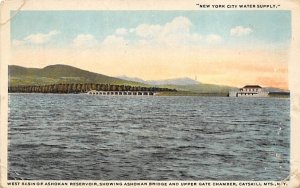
117 75 146 84
8 64 145 86
147 77 200 85
264 87 289 93
117 75 235 93
117 76 200 86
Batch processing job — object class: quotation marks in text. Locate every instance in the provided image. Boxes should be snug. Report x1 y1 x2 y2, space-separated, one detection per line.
196 4 281 9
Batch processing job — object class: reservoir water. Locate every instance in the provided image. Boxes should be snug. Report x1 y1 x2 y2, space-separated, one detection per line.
8 94 290 180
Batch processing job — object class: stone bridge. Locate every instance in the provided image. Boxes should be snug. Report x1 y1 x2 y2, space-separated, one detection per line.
87 90 156 96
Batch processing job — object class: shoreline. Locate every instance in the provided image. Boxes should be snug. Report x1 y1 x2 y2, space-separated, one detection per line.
8 91 290 98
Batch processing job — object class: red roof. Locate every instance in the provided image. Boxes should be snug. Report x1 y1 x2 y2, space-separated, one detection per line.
243 85 262 88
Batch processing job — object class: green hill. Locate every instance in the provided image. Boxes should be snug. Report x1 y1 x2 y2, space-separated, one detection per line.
8 64 146 87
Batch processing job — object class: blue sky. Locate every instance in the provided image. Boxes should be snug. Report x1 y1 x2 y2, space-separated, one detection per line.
11 10 291 47
10 11 291 89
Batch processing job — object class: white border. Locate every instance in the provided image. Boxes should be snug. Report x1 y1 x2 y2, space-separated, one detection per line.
1 0 299 187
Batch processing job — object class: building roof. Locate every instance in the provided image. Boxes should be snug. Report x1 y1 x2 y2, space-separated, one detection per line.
243 85 262 88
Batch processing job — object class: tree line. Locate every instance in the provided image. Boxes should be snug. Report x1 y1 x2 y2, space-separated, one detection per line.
8 83 177 93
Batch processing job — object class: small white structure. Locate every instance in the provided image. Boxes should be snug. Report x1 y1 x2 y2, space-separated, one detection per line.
229 85 269 97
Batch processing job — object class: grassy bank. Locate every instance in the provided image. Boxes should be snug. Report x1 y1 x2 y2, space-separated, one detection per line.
268 92 290 98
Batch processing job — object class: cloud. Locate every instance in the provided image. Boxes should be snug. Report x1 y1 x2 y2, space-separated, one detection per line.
102 35 128 48
162 16 192 36
24 30 60 44
206 34 223 44
69 16 222 50
72 34 98 48
230 26 253 37
132 16 192 39
12 30 60 47
129 28 135 33
115 28 128 36
97 16 224 50
132 16 205 47
134 24 162 38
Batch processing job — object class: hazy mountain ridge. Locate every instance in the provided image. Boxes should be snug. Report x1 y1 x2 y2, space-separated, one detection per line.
117 75 146 84
117 76 200 85
264 87 289 93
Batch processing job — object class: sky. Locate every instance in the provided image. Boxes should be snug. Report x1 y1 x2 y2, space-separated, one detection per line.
11 11 291 89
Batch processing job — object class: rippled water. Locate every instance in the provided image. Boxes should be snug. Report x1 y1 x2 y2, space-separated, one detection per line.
8 94 290 180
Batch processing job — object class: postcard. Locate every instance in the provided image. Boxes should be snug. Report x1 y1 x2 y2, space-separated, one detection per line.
1 0 300 187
